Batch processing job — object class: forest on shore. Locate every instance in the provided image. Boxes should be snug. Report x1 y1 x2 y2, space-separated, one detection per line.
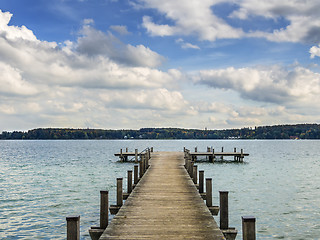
1 124 320 140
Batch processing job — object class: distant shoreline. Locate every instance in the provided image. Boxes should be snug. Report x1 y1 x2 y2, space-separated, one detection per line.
1 123 320 140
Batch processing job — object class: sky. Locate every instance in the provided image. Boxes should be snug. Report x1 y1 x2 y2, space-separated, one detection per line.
1 0 320 131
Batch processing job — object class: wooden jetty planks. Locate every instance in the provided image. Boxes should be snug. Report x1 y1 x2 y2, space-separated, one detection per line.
100 152 225 239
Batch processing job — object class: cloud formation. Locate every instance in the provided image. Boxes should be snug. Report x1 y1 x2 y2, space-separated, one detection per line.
0 10 189 130
141 0 243 41
196 65 320 106
139 0 320 44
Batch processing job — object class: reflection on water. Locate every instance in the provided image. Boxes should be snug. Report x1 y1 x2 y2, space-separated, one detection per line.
0 140 319 239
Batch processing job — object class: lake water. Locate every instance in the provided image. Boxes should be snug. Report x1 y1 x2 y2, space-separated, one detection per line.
0 140 319 239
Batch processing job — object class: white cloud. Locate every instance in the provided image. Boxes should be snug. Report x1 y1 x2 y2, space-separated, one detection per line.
176 38 200 50
139 0 320 44
197 65 320 106
140 0 243 41
0 9 37 42
0 62 38 96
77 24 164 67
230 0 320 43
0 10 189 130
110 25 131 35
310 44 320 58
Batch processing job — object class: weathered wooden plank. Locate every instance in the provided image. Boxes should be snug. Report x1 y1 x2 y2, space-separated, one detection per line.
100 152 225 240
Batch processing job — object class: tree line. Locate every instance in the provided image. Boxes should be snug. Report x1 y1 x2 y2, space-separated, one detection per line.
1 124 320 140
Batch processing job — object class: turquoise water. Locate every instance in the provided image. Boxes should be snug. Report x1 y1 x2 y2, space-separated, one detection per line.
0 140 319 239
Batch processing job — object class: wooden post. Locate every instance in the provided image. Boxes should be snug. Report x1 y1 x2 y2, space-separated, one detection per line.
135 149 138 163
146 152 149 169
127 170 132 193
139 156 144 178
234 148 236 161
193 165 198 184
242 216 256 240
190 161 194 179
120 149 123 162
134 165 138 184
66 215 80 240
151 147 153 152
117 178 123 207
220 191 229 229
199 170 204 193
126 147 128 152
241 149 244 162
206 178 212 207
100 191 108 229
195 147 197 152
221 147 224 160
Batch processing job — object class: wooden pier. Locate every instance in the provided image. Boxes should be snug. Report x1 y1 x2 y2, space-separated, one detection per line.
67 148 256 240
100 151 225 239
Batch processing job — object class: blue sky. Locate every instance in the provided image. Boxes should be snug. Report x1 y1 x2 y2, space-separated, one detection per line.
1 0 320 131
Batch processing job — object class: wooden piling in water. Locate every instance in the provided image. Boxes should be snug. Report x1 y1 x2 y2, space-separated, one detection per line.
66 215 80 240
117 178 123 207
242 216 256 240
100 191 108 229
135 149 138 163
220 191 238 240
206 178 212 207
134 165 138 185
219 191 229 229
193 165 198 184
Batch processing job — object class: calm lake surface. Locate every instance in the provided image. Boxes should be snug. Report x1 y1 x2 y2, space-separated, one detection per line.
0 140 319 239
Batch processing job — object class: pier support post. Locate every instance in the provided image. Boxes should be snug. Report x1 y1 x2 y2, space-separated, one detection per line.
199 170 204 193
193 165 198 184
139 156 144 178
123 171 132 200
240 149 244 162
234 148 236 161
151 147 153 152
100 191 108 229
135 149 138 163
206 178 219 215
206 178 212 207
88 191 108 240
220 191 238 240
242 216 256 240
117 178 123 207
221 147 224 160
66 215 80 240
220 191 228 229
120 149 123 162
134 165 138 185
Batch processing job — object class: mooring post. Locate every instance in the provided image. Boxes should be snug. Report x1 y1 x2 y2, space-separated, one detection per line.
144 153 148 172
135 149 138 163
117 178 123 207
241 149 244 162
120 149 123 162
190 161 194 179
242 216 256 240
234 148 236 161
220 191 229 229
221 147 224 160
66 215 80 240
151 147 153 152
100 191 108 229
206 178 212 207
139 156 143 178
193 165 198 184
146 152 149 169
126 147 128 152
127 170 132 193
199 170 204 193
134 165 138 185
195 147 197 152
